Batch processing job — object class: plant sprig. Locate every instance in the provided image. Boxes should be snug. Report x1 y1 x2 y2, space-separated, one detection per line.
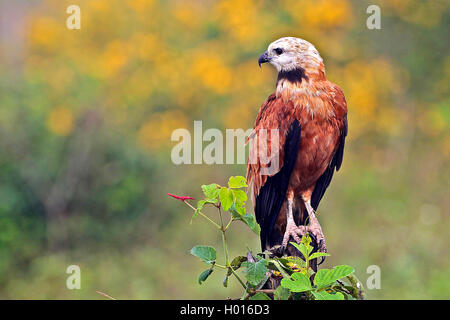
168 176 365 300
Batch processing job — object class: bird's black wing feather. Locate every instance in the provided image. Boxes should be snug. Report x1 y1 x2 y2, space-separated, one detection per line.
255 120 301 250
311 115 348 210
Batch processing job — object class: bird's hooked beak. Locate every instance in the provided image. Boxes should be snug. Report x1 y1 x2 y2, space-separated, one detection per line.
258 51 270 68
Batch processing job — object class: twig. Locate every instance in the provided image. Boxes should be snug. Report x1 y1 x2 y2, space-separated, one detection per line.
252 289 275 294
96 291 117 300
218 206 247 290
184 200 221 229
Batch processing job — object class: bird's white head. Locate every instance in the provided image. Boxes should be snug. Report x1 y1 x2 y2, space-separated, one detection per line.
258 37 324 77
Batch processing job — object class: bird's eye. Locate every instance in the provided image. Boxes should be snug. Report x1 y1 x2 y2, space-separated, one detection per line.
274 48 283 55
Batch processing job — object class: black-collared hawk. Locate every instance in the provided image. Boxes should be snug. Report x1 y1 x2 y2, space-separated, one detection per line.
246 37 348 259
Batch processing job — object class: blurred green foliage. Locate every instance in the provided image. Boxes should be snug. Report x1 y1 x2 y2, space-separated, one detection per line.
0 0 448 299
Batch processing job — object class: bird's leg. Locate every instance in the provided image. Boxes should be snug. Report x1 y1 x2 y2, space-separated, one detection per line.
304 199 327 253
281 198 305 250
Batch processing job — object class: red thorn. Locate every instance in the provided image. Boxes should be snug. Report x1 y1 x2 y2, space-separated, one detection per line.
167 193 195 202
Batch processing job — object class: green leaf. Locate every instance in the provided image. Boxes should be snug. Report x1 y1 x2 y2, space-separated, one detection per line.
198 268 213 284
284 256 306 268
242 259 269 286
232 189 247 215
228 176 248 188
201 183 220 200
230 207 260 234
228 256 247 275
314 265 355 289
191 200 206 223
222 273 229 287
281 272 312 292
312 290 345 300
190 245 217 264
232 189 247 202
274 286 291 300
243 214 260 235
239 213 260 234
290 241 313 259
309 252 331 260
249 292 271 300
197 200 206 210
219 187 234 211
224 256 247 288
330 284 352 300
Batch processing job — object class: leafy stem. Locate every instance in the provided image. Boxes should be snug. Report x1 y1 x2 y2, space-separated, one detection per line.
218 206 247 290
183 200 221 230
229 264 247 289
171 176 363 300
224 217 234 231
218 207 229 265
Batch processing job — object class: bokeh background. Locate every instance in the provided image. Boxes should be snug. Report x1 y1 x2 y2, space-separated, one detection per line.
0 0 448 299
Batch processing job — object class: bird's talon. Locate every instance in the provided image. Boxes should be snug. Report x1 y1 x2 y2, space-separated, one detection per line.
282 224 305 249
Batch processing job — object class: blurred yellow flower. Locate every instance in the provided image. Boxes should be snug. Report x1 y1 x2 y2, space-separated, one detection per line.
224 103 253 129
215 0 259 42
99 41 129 78
21 0 444 149
47 107 74 136
233 61 268 91
343 62 378 117
191 53 232 94
337 59 407 137
29 17 60 47
138 111 188 150
386 0 446 28
172 1 203 30
284 0 353 29
88 0 110 12
127 0 155 11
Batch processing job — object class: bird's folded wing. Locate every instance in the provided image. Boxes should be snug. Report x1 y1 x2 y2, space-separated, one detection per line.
246 94 301 249
246 93 294 199
310 85 348 210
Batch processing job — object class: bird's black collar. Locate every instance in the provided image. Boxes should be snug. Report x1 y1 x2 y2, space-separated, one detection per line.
277 68 309 85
